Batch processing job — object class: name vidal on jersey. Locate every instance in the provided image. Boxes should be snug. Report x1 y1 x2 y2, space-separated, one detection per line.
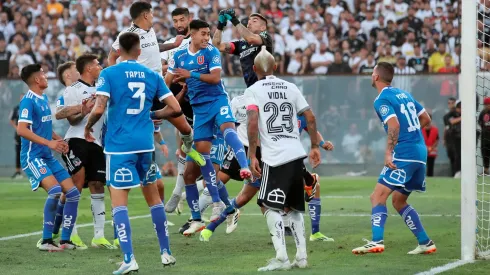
267 92 288 99
125 71 146 78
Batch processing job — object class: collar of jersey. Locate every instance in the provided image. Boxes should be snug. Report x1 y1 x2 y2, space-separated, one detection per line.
380 86 393 94
121 60 138 63
187 47 201 56
28 90 44 100
132 23 150 32
78 78 94 87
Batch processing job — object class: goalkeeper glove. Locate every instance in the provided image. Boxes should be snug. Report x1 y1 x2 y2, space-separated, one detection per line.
224 8 240 26
218 10 227 31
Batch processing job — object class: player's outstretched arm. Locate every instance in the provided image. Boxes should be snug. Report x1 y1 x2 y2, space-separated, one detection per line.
107 48 119 66
85 95 108 142
418 111 432 129
159 35 184 52
173 68 221 85
55 105 81 120
224 9 264 45
17 122 68 153
212 28 234 53
316 131 334 151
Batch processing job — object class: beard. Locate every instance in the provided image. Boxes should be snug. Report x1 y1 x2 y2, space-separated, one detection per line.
371 79 376 88
177 27 189 35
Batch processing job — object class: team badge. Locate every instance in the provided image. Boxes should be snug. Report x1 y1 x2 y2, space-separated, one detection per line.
212 55 220 64
39 167 47 175
197 56 205 65
379 105 389 116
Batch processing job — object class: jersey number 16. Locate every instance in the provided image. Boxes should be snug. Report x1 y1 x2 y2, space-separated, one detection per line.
400 102 420 132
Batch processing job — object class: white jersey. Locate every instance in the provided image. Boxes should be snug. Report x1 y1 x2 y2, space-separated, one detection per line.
244 75 310 167
230 95 249 147
160 35 191 63
112 24 162 73
63 80 104 147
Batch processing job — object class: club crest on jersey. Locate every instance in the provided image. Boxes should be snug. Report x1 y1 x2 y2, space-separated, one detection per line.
21 108 28 118
379 105 389 116
197 56 205 65
39 167 47 175
96 77 105 89
212 55 220 64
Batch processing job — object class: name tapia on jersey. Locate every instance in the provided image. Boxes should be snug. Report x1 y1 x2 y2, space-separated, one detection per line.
244 75 310 167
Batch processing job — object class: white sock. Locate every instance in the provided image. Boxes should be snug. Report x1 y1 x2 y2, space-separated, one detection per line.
91 194 106 239
282 212 290 228
199 188 213 213
172 156 186 196
265 209 288 261
196 179 205 192
288 210 307 260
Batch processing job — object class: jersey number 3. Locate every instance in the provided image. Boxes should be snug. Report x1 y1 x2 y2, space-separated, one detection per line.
264 102 294 134
400 102 420 132
127 82 146 115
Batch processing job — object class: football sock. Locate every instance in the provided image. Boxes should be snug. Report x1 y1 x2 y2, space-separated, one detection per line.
52 200 65 235
288 211 307 259
217 180 231 207
282 213 290 228
196 179 205 192
199 188 213 213
223 128 248 169
61 187 80 241
199 154 220 203
398 204 430 245
91 193 105 239
231 198 242 209
172 156 186 196
206 207 234 232
43 185 62 240
184 184 201 220
113 206 133 264
308 198 321 234
265 209 288 261
150 203 171 255
371 204 388 242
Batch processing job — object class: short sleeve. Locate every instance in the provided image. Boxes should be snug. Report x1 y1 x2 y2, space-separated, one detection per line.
56 95 65 108
292 86 310 115
209 47 222 71
374 98 396 124
244 88 258 110
18 99 34 124
96 69 111 98
167 53 178 74
413 99 425 116
156 72 172 102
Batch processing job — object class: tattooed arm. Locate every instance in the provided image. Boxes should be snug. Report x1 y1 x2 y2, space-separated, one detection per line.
384 117 400 169
247 108 259 159
212 28 234 53
55 105 81 120
302 109 319 149
235 24 264 45
85 95 108 132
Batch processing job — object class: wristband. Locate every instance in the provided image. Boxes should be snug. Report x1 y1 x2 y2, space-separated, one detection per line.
319 141 325 147
190 71 201 79
247 158 251 166
150 111 157 119
231 17 240 26
217 21 226 31
159 140 166 145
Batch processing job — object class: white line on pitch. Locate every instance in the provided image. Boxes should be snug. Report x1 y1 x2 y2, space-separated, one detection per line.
0 212 459 241
414 260 475 275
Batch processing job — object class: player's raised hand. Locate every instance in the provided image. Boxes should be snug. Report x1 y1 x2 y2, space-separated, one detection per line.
322 141 334 151
48 139 68 154
249 157 261 178
84 127 95 143
384 152 397 170
160 143 169 158
223 8 236 19
81 97 95 116
218 10 228 30
309 147 321 168
174 35 185 47
173 68 191 82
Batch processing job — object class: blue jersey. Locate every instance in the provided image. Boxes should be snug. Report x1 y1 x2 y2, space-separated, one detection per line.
96 60 172 154
168 43 227 105
56 95 64 108
297 115 307 134
18 90 53 163
374 86 426 162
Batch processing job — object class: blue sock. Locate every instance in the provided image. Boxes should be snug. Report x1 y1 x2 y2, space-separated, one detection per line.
206 208 234 232
61 187 80 241
185 184 202 220
199 154 220 203
113 206 133 264
43 185 62 240
308 198 321 234
217 181 231 207
52 200 65 235
223 128 248 169
150 203 171 255
371 204 388 242
231 198 242 209
399 205 430 245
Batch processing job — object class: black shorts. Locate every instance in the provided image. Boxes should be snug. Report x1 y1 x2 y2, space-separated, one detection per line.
257 158 306 212
152 83 194 127
221 146 262 181
62 138 106 185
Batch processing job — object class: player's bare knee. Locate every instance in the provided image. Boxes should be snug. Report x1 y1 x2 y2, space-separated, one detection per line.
88 181 105 194
391 192 408 212
314 182 321 198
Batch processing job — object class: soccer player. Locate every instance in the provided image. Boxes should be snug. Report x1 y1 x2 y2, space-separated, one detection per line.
213 9 273 87
351 62 436 255
55 61 80 114
84 32 190 273
244 47 321 271
17 64 80 251
51 54 113 249
162 19 251 235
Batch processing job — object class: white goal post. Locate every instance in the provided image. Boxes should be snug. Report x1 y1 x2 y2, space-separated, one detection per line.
461 0 477 261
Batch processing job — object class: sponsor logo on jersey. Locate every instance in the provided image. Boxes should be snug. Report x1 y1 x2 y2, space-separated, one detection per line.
41 115 52 122
189 60 194 64
197 56 205 65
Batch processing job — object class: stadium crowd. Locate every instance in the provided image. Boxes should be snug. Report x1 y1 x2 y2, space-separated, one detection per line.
0 0 462 79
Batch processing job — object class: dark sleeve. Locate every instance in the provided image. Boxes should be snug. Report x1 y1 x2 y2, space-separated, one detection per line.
479 111 485 127
259 31 274 55
443 113 450 126
231 40 242 56
10 106 18 121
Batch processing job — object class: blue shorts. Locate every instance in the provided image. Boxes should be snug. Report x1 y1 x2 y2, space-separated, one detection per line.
378 160 426 196
23 156 71 191
186 136 226 166
193 97 236 141
106 152 157 189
